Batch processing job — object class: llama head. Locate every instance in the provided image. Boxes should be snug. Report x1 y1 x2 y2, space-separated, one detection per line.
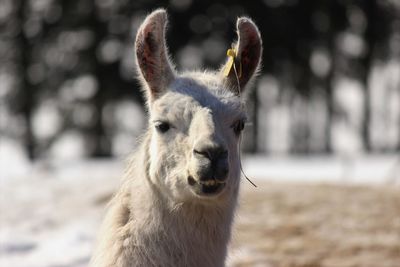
135 9 262 203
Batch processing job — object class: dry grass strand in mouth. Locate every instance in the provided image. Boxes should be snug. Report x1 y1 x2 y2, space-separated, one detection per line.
238 134 257 188
233 61 257 188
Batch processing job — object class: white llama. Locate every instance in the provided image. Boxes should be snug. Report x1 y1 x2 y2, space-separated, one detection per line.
90 9 262 267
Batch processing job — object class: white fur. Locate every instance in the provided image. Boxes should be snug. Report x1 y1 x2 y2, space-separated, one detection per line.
90 9 262 267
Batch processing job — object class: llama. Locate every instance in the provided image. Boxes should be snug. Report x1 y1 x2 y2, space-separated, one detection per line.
90 9 262 267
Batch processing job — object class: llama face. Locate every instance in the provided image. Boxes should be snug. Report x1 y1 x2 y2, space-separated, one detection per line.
135 9 262 202
147 75 246 201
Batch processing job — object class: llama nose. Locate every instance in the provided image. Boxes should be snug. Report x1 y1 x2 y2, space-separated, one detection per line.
193 144 229 181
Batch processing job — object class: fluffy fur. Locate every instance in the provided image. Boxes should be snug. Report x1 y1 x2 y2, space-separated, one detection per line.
90 9 262 267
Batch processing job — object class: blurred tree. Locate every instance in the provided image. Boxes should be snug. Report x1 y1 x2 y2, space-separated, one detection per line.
1 0 398 161
17 0 35 159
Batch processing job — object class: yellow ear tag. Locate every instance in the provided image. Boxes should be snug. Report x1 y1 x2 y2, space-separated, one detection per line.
223 48 242 78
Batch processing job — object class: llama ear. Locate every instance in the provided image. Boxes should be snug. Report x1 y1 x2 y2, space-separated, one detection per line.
135 9 175 102
222 17 262 95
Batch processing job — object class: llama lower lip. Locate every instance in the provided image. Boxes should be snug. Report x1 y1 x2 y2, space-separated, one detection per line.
187 176 226 196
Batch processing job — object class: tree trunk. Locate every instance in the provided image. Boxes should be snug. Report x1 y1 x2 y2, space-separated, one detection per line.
87 0 111 157
17 0 35 160
360 0 377 152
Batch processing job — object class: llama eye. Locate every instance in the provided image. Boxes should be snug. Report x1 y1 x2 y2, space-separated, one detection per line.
232 120 245 135
155 121 170 133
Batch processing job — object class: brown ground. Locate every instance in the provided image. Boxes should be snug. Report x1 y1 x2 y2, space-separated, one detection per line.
2 175 399 267
228 182 400 267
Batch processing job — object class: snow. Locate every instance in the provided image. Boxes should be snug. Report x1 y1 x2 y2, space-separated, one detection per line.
0 138 31 180
0 160 121 267
242 154 400 185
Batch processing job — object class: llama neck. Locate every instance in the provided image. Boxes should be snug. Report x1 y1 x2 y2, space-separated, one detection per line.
130 182 237 267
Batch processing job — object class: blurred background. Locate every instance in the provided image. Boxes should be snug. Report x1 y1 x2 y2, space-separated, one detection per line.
1 0 399 163
1 0 400 267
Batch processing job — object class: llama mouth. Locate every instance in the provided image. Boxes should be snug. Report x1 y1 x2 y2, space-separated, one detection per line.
187 176 226 196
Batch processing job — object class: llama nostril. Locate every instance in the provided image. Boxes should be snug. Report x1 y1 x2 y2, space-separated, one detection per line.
220 150 228 158
187 176 197 186
215 162 229 181
193 149 210 159
193 146 228 161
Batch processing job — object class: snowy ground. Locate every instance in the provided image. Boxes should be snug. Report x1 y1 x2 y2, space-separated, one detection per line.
0 160 121 267
0 155 399 267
